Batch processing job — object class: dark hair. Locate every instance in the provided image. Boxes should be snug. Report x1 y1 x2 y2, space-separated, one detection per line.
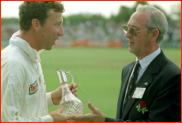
18 1 64 31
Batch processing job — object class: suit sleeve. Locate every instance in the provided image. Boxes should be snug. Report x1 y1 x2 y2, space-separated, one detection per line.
105 117 152 122
147 73 181 122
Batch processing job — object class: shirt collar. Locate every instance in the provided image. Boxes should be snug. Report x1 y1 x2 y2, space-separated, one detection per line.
9 30 41 63
136 48 161 69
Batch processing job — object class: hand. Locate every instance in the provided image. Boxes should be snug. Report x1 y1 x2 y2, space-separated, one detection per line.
69 82 77 96
51 83 77 105
49 106 75 122
72 102 106 122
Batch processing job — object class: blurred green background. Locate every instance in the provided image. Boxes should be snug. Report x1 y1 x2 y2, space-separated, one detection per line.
1 1 181 119
40 47 181 118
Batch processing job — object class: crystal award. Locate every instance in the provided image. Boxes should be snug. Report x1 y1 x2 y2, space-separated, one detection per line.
56 69 83 115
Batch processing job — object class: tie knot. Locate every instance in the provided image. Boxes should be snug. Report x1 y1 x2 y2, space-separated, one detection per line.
135 60 140 69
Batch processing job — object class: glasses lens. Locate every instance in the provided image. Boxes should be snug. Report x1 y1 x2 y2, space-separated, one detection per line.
130 27 137 36
123 26 137 36
123 26 128 33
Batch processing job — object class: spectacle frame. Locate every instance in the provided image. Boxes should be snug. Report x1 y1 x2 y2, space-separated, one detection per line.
123 25 148 36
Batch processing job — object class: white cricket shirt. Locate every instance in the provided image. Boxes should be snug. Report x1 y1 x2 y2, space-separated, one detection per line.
1 31 54 122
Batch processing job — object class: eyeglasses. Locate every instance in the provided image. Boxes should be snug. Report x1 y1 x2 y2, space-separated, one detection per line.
123 25 148 36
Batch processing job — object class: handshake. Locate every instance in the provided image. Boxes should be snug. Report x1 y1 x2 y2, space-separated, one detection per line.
50 101 106 122
50 69 106 122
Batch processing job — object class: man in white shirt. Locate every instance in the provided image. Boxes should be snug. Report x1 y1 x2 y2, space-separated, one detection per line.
1 1 76 122
72 4 181 122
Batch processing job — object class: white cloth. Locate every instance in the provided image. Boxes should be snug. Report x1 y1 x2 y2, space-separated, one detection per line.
1 31 54 122
136 48 161 83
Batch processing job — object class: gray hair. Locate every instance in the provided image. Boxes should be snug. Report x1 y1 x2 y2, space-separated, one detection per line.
136 4 168 44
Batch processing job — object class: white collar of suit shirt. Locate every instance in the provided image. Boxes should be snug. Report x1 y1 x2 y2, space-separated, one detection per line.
136 48 161 70
9 30 41 63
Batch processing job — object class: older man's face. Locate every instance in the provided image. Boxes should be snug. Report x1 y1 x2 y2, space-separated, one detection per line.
125 11 153 59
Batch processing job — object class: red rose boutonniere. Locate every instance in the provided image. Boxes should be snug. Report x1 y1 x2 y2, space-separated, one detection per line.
136 101 149 114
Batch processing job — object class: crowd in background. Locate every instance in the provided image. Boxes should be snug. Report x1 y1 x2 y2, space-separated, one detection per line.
1 21 181 47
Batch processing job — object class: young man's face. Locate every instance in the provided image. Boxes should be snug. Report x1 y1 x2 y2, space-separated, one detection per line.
38 9 64 50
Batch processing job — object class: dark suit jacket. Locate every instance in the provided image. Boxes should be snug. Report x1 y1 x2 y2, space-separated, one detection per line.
105 51 181 122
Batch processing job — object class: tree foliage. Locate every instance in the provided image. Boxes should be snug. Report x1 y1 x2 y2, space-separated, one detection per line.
170 3 181 25
62 1 180 25
1 2 181 26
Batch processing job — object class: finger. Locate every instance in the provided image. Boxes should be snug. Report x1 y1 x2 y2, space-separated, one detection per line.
70 83 77 89
88 102 96 113
68 83 73 90
73 83 77 89
59 106 63 113
69 83 77 89
71 88 77 93
72 114 88 122
73 93 77 97
66 115 75 120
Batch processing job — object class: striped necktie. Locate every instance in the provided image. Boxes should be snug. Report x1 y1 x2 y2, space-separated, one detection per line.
124 60 140 109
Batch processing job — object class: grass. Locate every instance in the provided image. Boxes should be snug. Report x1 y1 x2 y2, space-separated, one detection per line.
1 46 181 118
39 47 181 118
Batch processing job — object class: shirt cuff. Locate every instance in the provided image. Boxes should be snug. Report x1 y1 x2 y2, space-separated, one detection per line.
41 115 53 122
46 92 54 106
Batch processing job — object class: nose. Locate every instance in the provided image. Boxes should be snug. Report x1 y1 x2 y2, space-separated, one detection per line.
58 25 64 36
125 30 132 38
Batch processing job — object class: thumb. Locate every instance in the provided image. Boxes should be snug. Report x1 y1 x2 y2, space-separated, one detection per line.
88 101 96 113
59 106 64 113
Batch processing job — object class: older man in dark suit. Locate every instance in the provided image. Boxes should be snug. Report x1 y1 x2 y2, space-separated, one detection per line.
72 4 181 122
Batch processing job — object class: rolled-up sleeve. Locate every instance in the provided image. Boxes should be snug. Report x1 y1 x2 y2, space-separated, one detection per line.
46 92 54 106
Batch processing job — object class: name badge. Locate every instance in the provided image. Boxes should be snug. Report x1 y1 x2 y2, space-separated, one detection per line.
132 87 146 99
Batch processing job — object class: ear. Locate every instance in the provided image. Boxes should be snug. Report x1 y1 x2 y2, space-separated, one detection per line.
31 19 41 32
151 29 159 42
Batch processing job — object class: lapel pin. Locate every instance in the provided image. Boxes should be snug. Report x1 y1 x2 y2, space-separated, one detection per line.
144 82 148 86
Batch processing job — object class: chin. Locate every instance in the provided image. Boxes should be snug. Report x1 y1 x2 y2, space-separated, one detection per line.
47 48 53 50
44 47 53 50
128 47 132 52
128 48 135 54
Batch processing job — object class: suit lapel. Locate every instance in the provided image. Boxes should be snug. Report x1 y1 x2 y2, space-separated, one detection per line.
121 51 166 119
117 62 135 118
121 69 153 119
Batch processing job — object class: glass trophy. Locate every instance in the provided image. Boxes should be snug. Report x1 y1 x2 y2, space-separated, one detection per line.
56 69 83 115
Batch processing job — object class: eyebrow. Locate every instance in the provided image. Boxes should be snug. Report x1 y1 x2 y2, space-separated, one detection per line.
56 21 63 24
127 24 136 28
127 24 139 30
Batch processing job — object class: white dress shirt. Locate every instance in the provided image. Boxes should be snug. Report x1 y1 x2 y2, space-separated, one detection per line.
137 48 161 83
1 31 54 122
